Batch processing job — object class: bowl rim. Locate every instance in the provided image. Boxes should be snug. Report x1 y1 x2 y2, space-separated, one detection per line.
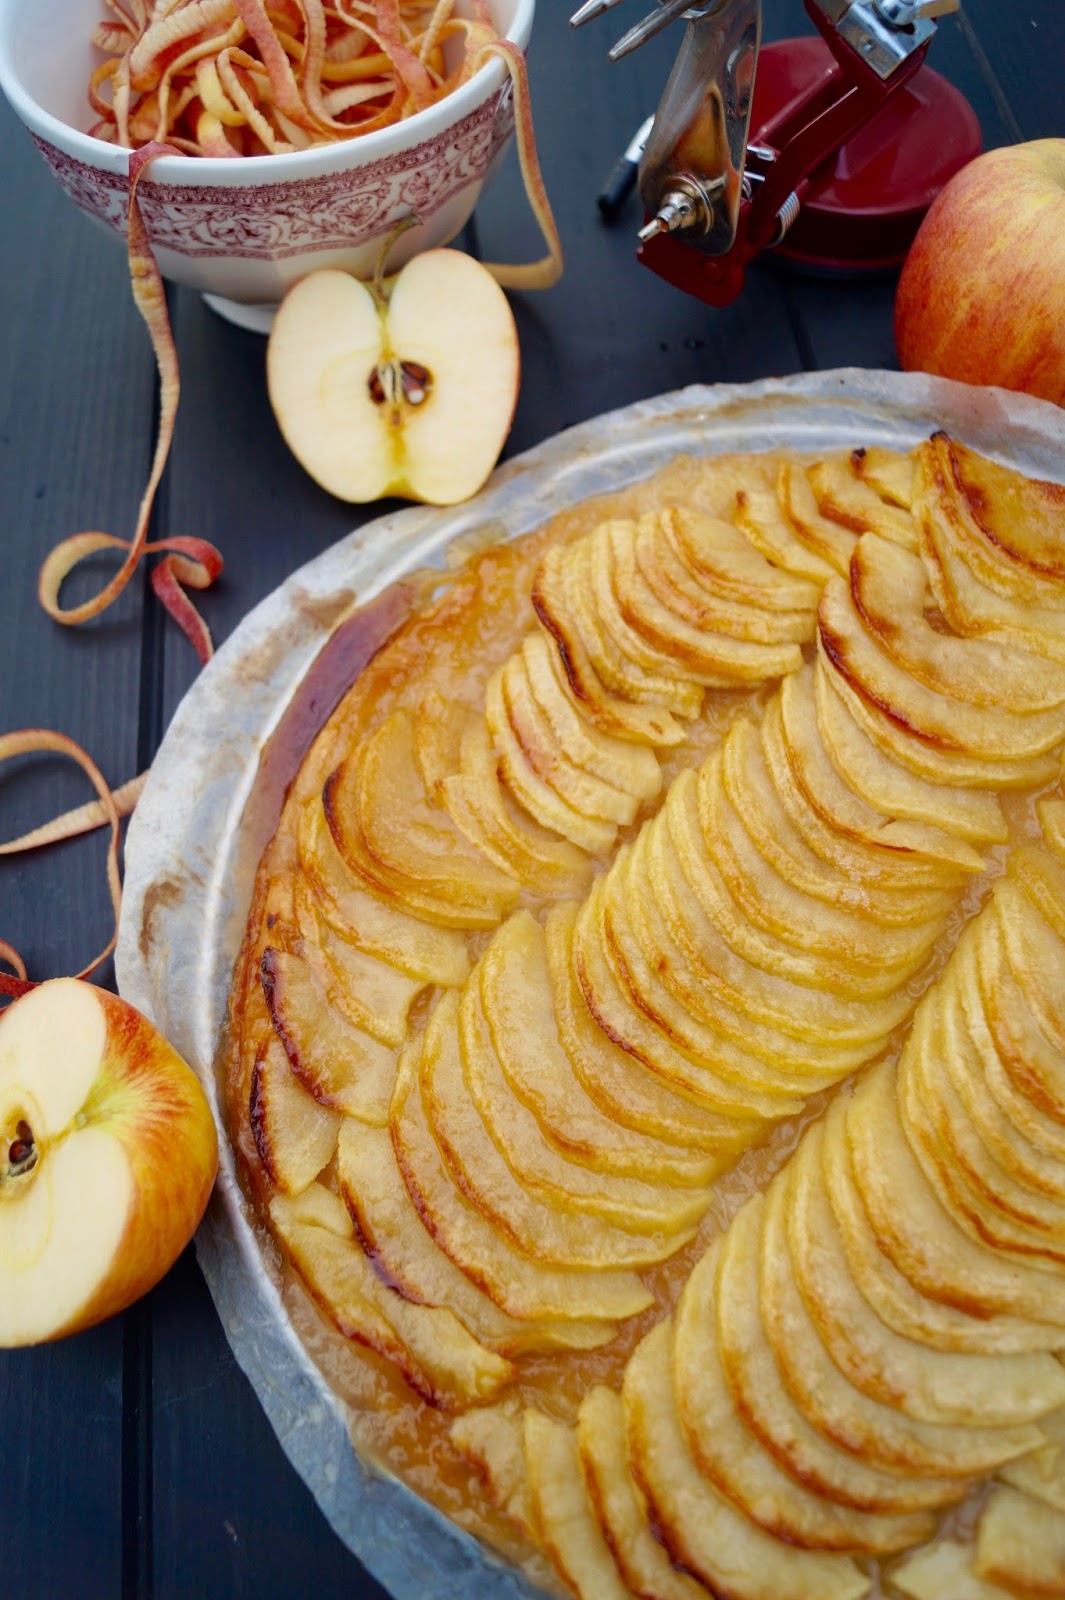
0 0 533 184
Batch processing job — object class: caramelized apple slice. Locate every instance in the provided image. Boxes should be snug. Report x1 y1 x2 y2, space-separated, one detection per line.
481 910 719 1185
852 535 1065 710
633 516 814 650
604 517 803 685
335 1120 614 1355
485 668 618 854
250 1035 341 1195
578 529 707 710
460 975 710 1232
672 1236 936 1553
819 1087 1060 1356
622 1319 871 1600
758 1174 1045 1476
444 714 592 896
576 1386 710 1600
294 881 423 1048
735 481 837 583
546 903 748 1151
923 436 1065 598
786 1117 1065 1423
776 668 988 878
532 557 687 747
715 1193 964 1515
523 1409 634 1600
975 1485 1065 1596
666 502 825 611
495 657 633 831
813 665 1007 846
845 1060 1065 1326
260 947 395 1124
389 1042 651 1322
269 1185 514 1409
775 459 858 572
808 457 918 549
851 446 914 508
424 991 691 1268
603 847 826 1099
297 796 471 985
521 631 662 800
450 1400 537 1540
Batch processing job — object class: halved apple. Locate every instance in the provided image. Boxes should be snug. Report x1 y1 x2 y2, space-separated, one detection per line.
267 253 520 507
0 979 217 1347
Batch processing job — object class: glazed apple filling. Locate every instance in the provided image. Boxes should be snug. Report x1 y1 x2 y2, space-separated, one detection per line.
225 434 1065 1599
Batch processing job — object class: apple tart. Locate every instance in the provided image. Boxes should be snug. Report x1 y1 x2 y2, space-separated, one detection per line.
225 433 1065 1598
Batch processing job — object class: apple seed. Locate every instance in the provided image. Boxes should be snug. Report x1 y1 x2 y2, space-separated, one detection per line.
5 1120 37 1179
368 360 433 409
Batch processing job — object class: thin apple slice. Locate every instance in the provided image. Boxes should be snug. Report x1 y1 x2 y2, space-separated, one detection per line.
459 971 710 1232
0 979 217 1348
411 690 467 801
501 652 637 826
1001 1409 1065 1514
335 1119 613 1354
845 1060 1065 1326
423 990 690 1268
603 845 824 1100
520 631 662 801
735 480 837 583
778 459 859 573
757 1173 1045 1476
776 667 988 879
621 1319 871 1600
389 1039 651 1322
852 535 1065 710
523 1409 634 1600
576 1387 711 1600
665 502 825 611
442 716 593 896
450 1399 537 1540
892 1540 1015 1600
715 1190 965 1515
294 881 423 1048
634 511 817 644
851 446 915 507
484 668 618 854
480 911 720 1185
813 664 1007 846
577 876 797 1118
547 902 757 1152
786 1116 1065 1424
630 827 860 1091
975 1485 1065 1595
609 519 804 684
250 1035 341 1196
269 1185 514 1409
296 795 471 986
808 457 918 548
531 556 688 746
260 947 395 1124
925 436 1065 597
577 532 706 713
673 1236 936 1553
819 1086 1060 1356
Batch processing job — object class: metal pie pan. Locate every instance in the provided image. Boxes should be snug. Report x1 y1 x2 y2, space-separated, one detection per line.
115 369 1065 1600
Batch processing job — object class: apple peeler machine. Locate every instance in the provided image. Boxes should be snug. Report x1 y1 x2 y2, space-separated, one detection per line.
574 0 983 306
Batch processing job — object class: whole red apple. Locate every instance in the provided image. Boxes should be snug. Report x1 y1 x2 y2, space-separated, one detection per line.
895 139 1065 408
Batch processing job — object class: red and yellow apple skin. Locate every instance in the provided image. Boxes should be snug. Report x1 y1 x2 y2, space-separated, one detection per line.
0 979 218 1347
895 139 1065 409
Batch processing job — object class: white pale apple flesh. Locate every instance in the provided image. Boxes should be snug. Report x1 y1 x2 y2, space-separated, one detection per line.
0 979 218 1347
267 251 521 507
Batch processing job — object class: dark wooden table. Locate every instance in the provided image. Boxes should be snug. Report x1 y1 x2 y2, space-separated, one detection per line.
1 4 1060 1596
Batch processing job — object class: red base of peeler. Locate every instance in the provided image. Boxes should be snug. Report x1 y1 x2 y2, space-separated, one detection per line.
752 36 983 273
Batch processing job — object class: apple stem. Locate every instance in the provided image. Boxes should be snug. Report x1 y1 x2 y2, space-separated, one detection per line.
371 214 422 306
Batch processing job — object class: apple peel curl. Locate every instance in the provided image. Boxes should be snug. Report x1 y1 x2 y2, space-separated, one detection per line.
37 143 223 668
0 730 139 1003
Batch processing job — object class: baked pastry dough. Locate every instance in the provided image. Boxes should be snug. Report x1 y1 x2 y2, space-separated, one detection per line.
225 434 1065 1596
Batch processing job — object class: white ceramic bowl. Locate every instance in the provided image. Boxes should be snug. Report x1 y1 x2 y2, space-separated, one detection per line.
0 0 531 329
